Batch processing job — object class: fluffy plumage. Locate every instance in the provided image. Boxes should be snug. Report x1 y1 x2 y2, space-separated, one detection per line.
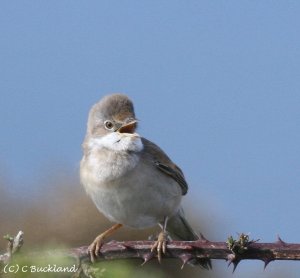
80 94 211 268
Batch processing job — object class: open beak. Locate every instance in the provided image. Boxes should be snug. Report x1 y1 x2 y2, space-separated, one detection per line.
117 120 138 134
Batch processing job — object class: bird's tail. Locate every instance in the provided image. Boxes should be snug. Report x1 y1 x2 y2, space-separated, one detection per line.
166 208 212 269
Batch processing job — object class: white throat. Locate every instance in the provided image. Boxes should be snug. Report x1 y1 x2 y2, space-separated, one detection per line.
81 132 144 187
88 132 144 152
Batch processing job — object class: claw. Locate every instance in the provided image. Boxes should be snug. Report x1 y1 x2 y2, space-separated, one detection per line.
87 223 123 263
162 239 166 254
151 231 168 263
88 235 105 263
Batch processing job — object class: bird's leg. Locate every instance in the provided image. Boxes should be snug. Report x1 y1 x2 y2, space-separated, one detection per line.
151 216 169 263
88 223 123 262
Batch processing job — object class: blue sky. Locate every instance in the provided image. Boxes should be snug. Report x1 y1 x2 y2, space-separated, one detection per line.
1 1 300 277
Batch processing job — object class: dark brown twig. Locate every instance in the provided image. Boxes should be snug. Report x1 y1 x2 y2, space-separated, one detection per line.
68 234 300 270
2 231 300 271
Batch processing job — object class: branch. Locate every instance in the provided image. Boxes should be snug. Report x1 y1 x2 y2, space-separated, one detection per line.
2 231 300 272
0 231 24 264
68 234 300 269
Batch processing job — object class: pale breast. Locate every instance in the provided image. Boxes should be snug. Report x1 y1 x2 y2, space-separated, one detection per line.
80 149 140 195
80 133 143 195
81 155 182 228
80 134 182 229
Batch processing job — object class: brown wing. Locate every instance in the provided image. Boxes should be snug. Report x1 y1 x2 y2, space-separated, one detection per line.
141 138 188 195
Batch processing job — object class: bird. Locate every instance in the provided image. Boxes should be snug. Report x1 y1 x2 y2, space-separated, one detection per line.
80 93 211 268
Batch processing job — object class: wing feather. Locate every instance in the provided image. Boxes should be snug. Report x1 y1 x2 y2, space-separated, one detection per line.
141 138 188 195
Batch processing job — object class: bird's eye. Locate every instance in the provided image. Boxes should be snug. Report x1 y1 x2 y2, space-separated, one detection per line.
104 120 114 130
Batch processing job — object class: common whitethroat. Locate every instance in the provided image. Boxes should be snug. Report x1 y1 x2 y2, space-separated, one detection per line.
80 94 211 268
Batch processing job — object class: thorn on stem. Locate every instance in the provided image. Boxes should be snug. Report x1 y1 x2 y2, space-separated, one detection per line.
141 252 154 265
179 253 193 269
227 254 235 268
276 235 287 246
263 258 273 269
232 259 241 273
198 233 210 243
227 254 240 272
120 242 134 250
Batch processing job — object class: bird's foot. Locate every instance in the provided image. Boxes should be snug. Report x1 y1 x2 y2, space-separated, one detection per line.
88 234 106 263
87 223 123 263
151 230 168 263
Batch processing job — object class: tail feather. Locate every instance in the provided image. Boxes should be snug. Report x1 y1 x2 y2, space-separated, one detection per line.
165 208 212 269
